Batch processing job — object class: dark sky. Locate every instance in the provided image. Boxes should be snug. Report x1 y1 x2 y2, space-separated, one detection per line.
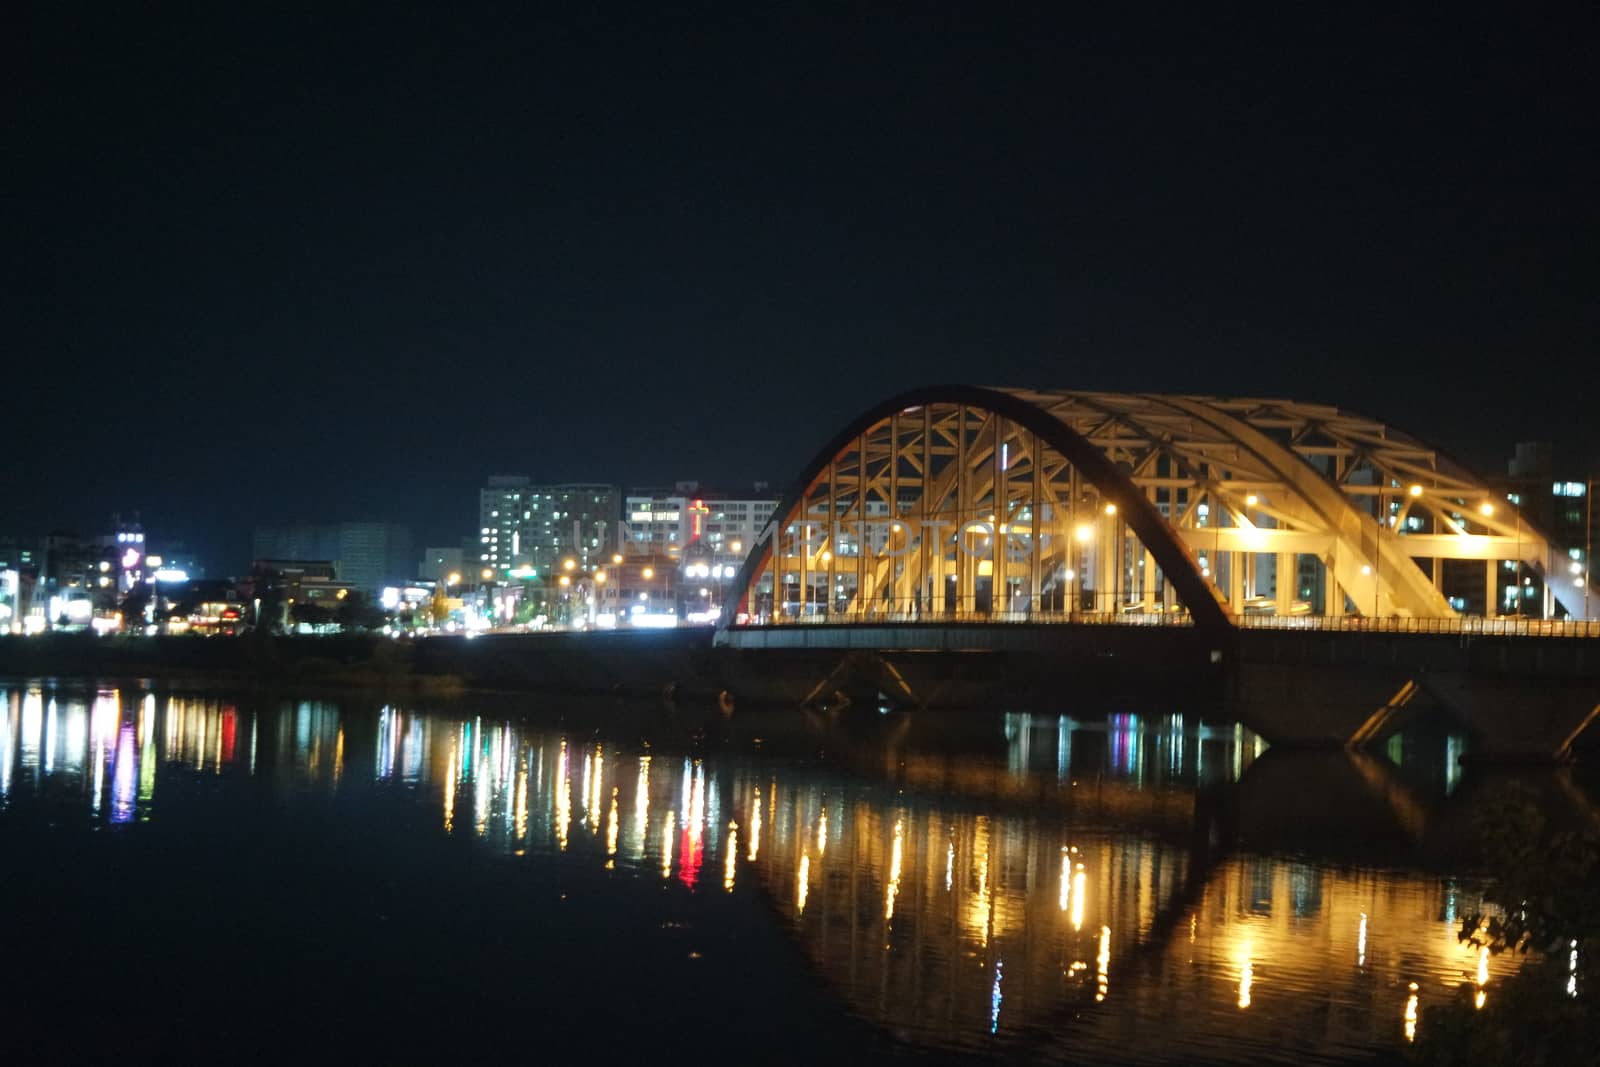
9 5 1597 572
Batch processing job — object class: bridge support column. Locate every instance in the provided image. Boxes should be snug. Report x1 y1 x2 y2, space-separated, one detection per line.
1228 548 1244 612
1276 552 1294 615
1415 675 1600 762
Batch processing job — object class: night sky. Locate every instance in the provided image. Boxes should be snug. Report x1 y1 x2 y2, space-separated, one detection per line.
10 5 1597 573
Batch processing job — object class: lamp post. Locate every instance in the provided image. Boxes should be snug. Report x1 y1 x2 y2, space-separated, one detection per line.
1586 479 1595 623
480 567 495 630
1478 502 1497 616
1074 521 1094 617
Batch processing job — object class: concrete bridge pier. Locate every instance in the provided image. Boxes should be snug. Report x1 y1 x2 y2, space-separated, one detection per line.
1231 659 1600 762
1228 660 1417 751
1410 673 1600 762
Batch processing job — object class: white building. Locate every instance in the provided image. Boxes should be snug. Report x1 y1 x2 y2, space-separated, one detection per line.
478 476 619 577
623 482 778 569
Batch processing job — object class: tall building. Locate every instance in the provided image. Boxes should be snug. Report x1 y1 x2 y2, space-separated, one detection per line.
476 476 530 573
252 522 414 594
1488 442 1595 618
476 477 619 577
251 523 339 563
336 523 414 593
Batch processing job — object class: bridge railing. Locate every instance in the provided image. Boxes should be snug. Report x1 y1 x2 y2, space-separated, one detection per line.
733 609 1600 637
1236 614 1600 638
734 609 1196 628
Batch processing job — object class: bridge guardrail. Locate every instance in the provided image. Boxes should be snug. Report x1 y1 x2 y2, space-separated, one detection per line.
1235 614 1600 638
736 610 1600 638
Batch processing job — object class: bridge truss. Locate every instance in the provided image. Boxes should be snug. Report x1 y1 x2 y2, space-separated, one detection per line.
723 386 1597 629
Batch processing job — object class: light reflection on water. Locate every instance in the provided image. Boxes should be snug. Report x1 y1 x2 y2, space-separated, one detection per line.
0 684 1552 1063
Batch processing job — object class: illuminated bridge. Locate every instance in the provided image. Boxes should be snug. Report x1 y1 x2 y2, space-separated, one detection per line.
718 386 1596 632
700 386 1600 760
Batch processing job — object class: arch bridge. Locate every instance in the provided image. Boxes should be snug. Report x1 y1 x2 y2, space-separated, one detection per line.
718 386 1597 634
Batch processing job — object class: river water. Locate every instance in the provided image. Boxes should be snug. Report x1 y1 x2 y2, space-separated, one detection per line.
0 682 1576 1063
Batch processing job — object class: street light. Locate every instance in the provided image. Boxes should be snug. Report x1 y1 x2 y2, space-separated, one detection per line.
1586 478 1596 623
1577 478 1596 623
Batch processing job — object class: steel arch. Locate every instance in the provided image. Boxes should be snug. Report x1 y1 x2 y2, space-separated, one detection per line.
718 385 1232 632
717 385 1597 632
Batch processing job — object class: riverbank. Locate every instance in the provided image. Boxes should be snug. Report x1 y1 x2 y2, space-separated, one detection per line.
0 632 470 699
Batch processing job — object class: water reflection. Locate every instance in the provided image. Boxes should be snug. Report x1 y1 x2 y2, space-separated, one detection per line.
0 684 1559 1063
0 687 349 823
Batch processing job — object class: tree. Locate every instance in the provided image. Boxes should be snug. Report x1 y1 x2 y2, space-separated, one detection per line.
1411 783 1600 1064
336 590 386 631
